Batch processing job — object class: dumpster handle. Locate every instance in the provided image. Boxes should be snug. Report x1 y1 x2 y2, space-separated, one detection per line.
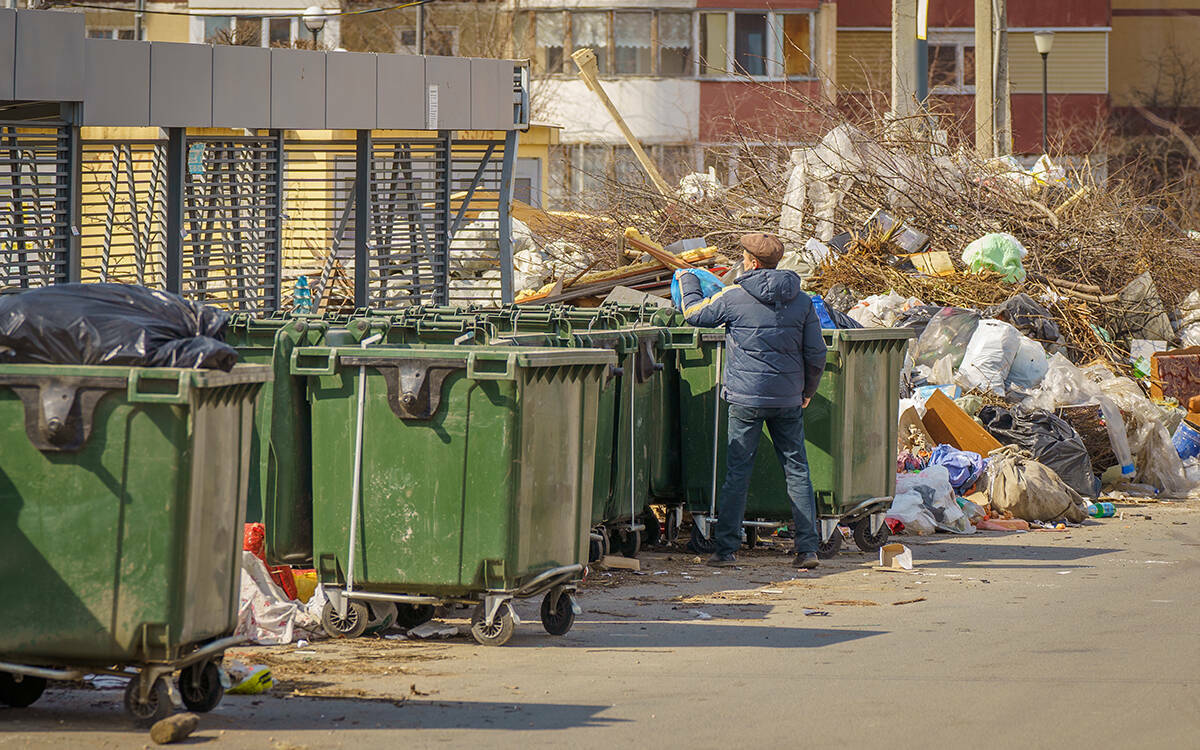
466 352 518 380
710 343 723 519
664 328 700 350
290 347 338 376
127 369 190 404
627 361 645 533
345 333 383 607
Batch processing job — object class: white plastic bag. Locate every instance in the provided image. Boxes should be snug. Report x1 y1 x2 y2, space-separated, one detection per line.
893 465 974 534
848 291 923 328
1006 335 1049 389
887 491 937 535
1177 290 1200 347
956 319 1021 395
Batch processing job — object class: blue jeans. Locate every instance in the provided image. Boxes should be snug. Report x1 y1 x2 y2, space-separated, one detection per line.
715 403 819 556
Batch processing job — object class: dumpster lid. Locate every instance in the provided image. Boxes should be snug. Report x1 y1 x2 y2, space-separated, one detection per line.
0 362 273 385
302 345 617 370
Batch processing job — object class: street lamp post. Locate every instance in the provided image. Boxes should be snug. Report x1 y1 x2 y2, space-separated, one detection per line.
1034 30 1055 154
303 6 327 47
915 0 929 103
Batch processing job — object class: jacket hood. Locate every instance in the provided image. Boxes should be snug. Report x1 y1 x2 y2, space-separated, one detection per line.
739 269 803 308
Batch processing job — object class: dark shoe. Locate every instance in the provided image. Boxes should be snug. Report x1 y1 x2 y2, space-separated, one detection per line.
706 553 737 567
793 552 819 569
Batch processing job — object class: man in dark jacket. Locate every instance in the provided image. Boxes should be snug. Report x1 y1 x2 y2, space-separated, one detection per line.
677 233 827 568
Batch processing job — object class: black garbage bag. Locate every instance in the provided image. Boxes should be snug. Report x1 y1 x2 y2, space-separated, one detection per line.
978 404 1098 498
0 283 238 370
985 293 1063 345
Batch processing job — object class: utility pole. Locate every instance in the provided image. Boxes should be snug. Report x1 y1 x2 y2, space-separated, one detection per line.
416 3 425 55
890 0 918 118
974 0 1009 157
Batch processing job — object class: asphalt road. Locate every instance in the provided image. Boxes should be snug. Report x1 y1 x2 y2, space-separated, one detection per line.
5 501 1199 749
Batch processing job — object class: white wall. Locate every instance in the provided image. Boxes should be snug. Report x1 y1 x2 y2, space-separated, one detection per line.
537 78 699 144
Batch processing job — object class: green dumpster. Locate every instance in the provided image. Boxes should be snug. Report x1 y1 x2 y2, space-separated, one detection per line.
294 342 615 646
360 305 673 559
225 314 329 564
0 362 271 724
673 327 914 555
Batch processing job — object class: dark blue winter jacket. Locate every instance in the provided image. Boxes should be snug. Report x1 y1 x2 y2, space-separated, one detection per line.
679 269 826 408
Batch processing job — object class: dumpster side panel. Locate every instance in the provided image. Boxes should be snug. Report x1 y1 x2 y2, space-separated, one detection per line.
458 380 519 589
311 368 473 594
178 386 253 647
509 368 590 583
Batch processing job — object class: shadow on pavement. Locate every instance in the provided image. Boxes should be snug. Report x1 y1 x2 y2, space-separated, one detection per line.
500 621 886 650
5 694 626 733
909 543 1122 569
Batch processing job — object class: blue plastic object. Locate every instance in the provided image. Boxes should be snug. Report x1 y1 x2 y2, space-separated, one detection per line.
1173 419 1200 461
671 268 725 309
811 295 836 329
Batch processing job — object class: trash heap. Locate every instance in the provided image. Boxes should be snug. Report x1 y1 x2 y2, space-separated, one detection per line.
783 129 1200 528
514 120 1200 529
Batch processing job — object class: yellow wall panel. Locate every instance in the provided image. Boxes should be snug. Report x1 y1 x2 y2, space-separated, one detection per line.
837 30 890 92
1109 16 1200 106
1007 31 1108 94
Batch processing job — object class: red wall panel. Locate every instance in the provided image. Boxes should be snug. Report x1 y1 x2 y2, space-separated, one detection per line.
699 80 826 141
836 0 1109 29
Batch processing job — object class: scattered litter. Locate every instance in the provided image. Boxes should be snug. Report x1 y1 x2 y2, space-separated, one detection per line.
652 570 669 575
689 610 713 620
760 589 784 594
408 622 461 639
823 600 880 606
891 597 927 606
599 555 641 571
226 661 273 695
802 609 830 616
879 543 914 570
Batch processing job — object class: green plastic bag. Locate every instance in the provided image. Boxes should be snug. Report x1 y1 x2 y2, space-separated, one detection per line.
962 232 1028 283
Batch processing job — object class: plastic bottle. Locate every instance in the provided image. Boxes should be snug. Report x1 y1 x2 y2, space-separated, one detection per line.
1088 501 1116 518
1097 396 1136 478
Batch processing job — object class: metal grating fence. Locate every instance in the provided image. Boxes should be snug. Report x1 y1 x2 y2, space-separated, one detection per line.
181 136 282 312
367 136 449 308
281 139 357 312
0 123 73 290
80 140 167 287
6 128 516 309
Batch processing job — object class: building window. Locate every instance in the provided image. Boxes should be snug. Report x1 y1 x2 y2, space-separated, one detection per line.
535 12 565 75
700 13 729 77
927 34 976 93
236 16 262 46
701 10 816 79
733 13 768 76
269 18 293 46
88 28 136 40
658 12 692 76
203 16 232 43
779 13 812 77
613 12 652 75
573 12 609 75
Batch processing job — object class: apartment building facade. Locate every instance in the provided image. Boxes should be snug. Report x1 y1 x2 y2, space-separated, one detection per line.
838 0 1110 154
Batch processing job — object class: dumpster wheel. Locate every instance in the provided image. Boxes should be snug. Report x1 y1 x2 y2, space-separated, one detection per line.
540 588 576 636
179 661 224 713
321 600 369 639
0 672 46 708
395 604 436 630
817 530 842 559
124 675 171 726
470 603 515 647
852 517 890 553
617 528 641 558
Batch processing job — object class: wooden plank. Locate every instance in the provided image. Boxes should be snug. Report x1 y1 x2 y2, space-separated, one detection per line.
921 389 1003 456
